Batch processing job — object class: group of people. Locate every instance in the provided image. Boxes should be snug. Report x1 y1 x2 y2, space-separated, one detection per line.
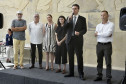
5 4 114 84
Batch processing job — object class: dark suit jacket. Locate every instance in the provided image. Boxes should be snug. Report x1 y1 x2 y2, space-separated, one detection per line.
65 15 87 45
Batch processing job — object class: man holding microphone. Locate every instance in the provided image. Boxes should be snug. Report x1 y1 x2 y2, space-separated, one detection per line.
64 4 87 80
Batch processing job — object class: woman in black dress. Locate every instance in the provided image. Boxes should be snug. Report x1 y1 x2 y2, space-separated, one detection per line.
55 16 67 74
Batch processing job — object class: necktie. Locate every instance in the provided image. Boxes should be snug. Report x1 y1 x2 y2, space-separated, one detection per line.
73 16 76 29
72 16 76 36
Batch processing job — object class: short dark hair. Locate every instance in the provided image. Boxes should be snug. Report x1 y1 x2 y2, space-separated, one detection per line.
57 16 66 27
8 28 13 33
8 28 11 31
47 14 52 18
102 10 108 15
72 4 80 9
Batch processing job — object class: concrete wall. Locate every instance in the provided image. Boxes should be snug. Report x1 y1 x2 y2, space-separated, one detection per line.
0 0 125 70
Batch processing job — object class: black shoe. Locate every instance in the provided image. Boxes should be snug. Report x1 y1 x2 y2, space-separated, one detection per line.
94 77 102 81
107 79 112 84
29 65 34 69
64 74 74 77
79 75 86 80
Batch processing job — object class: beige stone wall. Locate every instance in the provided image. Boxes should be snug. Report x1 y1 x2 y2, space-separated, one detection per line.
0 0 125 70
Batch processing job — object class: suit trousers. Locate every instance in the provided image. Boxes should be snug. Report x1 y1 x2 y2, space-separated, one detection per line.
67 36 84 76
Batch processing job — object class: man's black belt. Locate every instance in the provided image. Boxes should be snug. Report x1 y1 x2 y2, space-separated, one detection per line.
98 42 111 45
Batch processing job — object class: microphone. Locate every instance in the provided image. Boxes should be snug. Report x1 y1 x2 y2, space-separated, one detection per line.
69 12 74 20
67 12 74 22
72 12 74 15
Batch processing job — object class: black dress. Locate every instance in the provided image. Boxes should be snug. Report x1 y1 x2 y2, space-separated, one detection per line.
55 25 67 64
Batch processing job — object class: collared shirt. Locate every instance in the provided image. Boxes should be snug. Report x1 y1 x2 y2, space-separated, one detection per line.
95 20 114 43
73 14 79 25
29 21 43 44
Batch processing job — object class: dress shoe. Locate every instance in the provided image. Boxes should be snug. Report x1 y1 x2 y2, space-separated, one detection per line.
29 65 34 69
94 77 102 81
107 79 112 84
79 75 85 80
64 74 74 77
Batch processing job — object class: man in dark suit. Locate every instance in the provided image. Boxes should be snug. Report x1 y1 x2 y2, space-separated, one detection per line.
64 4 87 80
